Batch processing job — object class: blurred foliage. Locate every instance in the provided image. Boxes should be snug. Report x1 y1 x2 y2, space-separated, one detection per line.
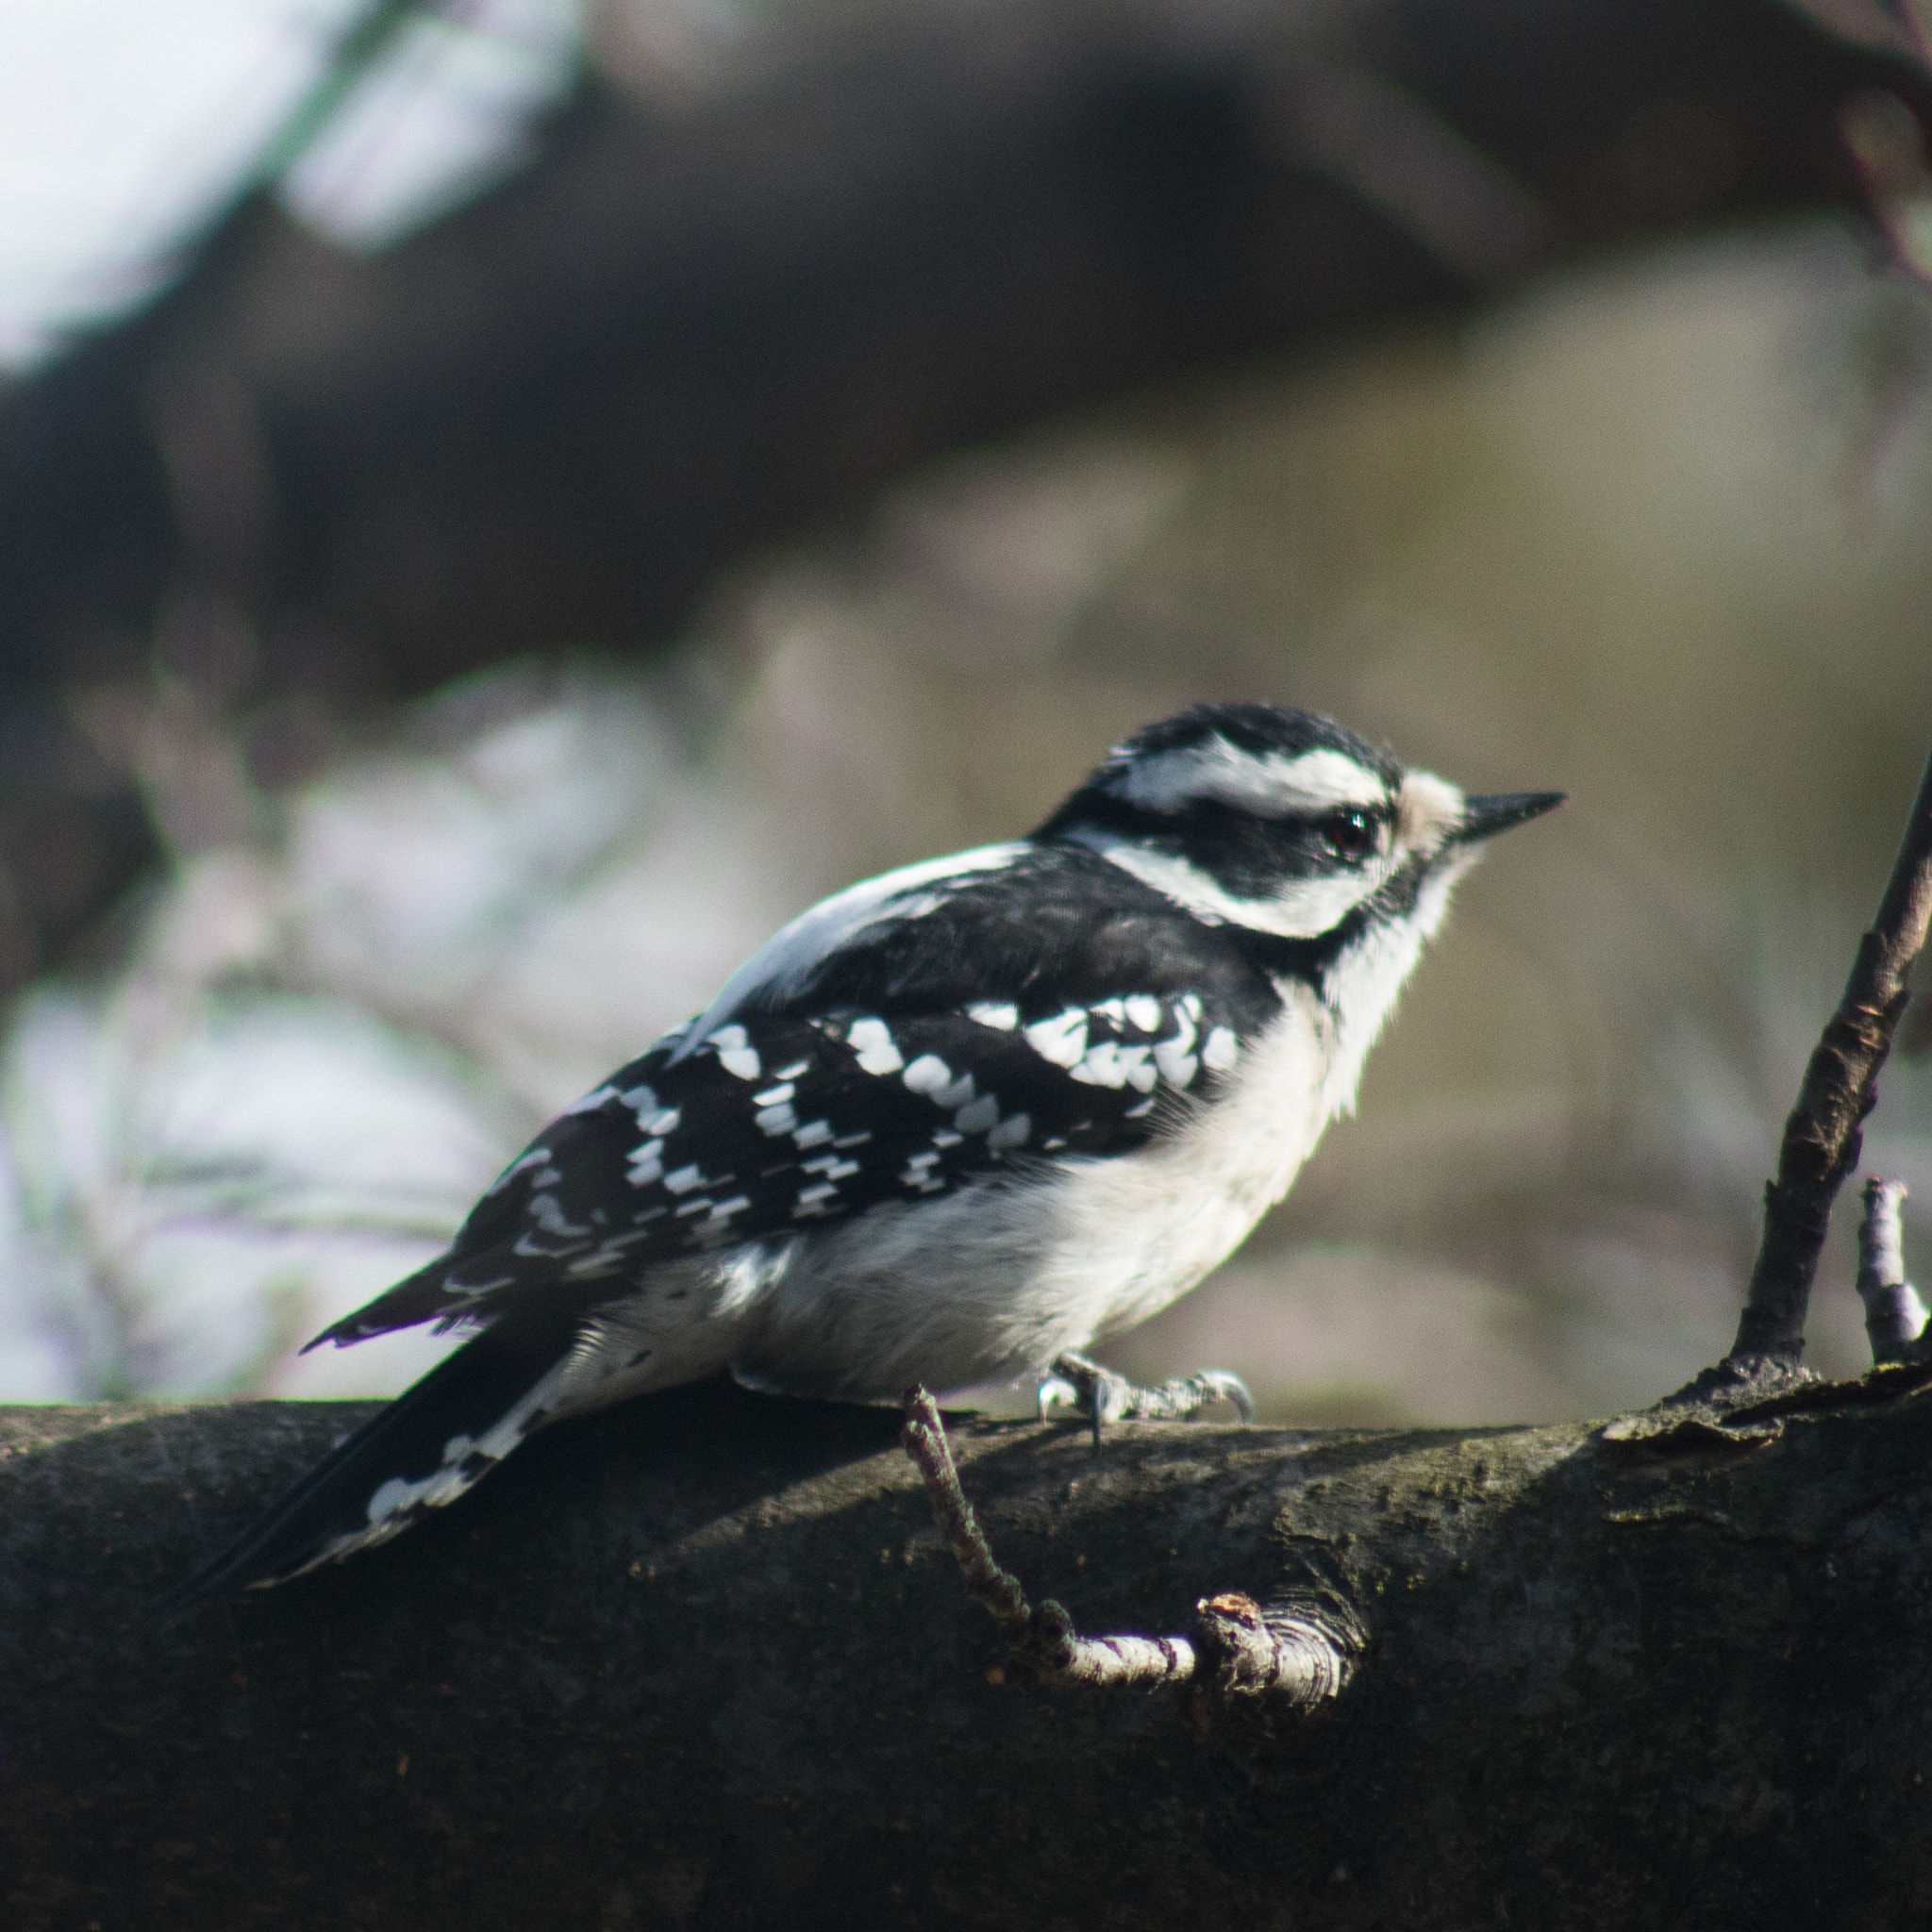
5 210 1930 1424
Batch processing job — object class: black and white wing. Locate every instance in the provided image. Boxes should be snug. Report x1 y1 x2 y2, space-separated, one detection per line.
310 842 1282 1347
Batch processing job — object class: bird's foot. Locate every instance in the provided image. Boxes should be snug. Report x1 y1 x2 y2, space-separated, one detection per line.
1038 1351 1255 1448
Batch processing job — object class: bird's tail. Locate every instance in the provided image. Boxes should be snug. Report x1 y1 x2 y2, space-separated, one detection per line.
162 1303 589 1608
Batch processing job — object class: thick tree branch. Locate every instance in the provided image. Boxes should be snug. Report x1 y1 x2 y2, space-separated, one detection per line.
1727 744 1932 1363
11 1373 1932 1926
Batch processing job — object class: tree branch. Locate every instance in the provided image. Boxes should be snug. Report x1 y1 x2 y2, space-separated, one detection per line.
1727 744 1932 1363
13 1372 1932 1925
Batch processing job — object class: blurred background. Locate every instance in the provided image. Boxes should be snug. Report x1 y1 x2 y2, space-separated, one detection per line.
2 0 1931 1423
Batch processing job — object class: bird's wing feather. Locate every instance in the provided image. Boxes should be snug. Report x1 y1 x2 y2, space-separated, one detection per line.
310 845 1282 1348
311 992 1231 1344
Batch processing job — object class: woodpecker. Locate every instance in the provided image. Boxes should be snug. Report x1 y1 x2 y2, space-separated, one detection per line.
181 702 1560 1593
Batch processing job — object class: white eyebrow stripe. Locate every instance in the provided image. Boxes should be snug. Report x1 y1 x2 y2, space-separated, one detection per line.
1065 828 1381 939
669 841 1026 1060
1112 741 1389 815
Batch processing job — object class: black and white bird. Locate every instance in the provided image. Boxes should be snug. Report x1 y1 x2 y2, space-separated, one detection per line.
183 703 1560 1593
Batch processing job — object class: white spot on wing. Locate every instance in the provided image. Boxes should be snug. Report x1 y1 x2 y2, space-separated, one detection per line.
528 1193 589 1238
966 1002 1018 1030
708 1025 761 1080
903 1056 953 1096
1124 995 1161 1033
1203 1027 1239 1073
803 1155 861 1180
1071 1040 1124 1088
899 1149 946 1192
1071 1041 1152 1091
1024 1010 1088 1068
1153 1006 1198 1087
691 1194 752 1236
368 1474 426 1524
848 1017 904 1075
954 1093 999 1134
987 1112 1030 1150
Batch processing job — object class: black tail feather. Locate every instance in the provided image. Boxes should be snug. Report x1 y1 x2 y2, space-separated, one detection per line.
161 1303 589 1611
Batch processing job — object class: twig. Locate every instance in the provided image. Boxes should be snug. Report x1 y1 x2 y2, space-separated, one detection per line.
899 1386 1355 1706
1726 746 1932 1364
1857 1176 1928 1362
900 1385 1191 1685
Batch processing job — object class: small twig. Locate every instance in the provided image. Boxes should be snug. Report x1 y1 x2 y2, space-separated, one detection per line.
1857 1177 1928 1362
899 1386 1356 1706
900 1385 1191 1685
1727 746 1932 1365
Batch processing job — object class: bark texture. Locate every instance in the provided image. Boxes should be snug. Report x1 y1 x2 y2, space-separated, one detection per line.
7 1370 1932 1929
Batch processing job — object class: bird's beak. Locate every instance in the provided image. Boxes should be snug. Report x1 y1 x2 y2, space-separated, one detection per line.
1454 791 1566 844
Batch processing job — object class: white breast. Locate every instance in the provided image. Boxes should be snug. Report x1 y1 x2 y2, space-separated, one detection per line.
1024 979 1339 1344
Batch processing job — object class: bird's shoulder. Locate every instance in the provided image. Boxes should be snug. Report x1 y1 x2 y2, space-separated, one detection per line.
766 839 1284 1021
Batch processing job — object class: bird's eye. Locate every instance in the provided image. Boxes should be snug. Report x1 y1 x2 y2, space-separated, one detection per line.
1319 808 1378 861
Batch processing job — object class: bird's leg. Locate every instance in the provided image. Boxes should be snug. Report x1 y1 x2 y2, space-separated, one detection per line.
1038 1351 1256 1447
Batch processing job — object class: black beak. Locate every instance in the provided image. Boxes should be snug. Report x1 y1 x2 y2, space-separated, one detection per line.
1454 791 1566 843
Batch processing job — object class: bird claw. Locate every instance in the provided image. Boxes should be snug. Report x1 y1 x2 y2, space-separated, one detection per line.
1038 1351 1256 1447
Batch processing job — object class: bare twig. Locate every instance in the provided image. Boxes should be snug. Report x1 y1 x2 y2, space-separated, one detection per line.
1727 746 1932 1364
1857 1176 1928 1361
900 1385 1193 1686
899 1386 1356 1706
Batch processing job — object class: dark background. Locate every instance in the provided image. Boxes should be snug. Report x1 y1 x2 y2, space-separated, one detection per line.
1 0 1930 1424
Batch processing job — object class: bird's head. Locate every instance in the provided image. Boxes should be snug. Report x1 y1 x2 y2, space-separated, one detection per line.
1035 702 1563 954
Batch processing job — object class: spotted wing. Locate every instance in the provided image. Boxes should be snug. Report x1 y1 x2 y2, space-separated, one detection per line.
310 986 1246 1346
